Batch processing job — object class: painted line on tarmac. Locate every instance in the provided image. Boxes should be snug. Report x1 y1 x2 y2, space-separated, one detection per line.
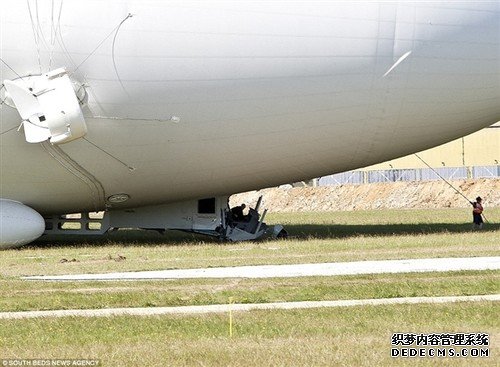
1 294 498 319
23 256 500 281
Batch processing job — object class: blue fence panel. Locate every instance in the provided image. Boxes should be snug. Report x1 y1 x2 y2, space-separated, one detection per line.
366 169 417 183
318 166 498 187
420 167 468 181
319 171 364 185
473 165 500 178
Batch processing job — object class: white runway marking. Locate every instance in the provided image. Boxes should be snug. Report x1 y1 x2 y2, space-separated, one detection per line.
1 294 498 319
23 256 500 281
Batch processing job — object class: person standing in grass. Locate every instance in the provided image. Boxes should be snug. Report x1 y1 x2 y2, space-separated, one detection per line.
471 196 484 230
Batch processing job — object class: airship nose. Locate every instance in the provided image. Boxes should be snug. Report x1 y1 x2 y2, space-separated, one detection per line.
0 200 45 249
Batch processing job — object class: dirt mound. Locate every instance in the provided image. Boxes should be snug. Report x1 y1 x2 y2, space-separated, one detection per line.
230 179 499 212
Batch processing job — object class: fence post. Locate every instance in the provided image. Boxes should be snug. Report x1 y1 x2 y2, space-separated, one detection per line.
467 166 473 179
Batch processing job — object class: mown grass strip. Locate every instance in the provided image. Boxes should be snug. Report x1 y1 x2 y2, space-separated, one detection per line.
1 271 498 312
0 302 497 366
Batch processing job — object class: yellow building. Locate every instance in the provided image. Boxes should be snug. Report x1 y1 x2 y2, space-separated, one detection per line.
363 122 499 170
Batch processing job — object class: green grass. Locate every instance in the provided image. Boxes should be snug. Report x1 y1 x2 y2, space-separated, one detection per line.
1 302 498 366
0 271 498 312
1 231 497 278
0 208 498 366
0 208 498 278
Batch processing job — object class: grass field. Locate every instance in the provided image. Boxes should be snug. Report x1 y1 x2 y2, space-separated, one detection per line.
1 303 498 366
0 208 498 366
1 208 498 278
1 271 499 312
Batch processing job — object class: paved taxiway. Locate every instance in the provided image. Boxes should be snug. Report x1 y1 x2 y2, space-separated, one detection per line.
1 294 498 319
23 256 500 281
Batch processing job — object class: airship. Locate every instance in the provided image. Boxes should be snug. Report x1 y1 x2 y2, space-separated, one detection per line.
0 1 498 247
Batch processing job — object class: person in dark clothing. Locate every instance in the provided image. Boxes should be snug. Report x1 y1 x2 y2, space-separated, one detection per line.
471 196 484 229
231 204 246 222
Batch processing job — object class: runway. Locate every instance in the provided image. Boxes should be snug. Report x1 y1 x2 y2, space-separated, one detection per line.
23 256 500 281
1 294 498 319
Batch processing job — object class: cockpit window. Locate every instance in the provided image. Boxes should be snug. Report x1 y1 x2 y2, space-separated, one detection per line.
198 198 216 214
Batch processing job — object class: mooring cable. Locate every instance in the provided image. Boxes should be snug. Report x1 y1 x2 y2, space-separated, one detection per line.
414 153 488 223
